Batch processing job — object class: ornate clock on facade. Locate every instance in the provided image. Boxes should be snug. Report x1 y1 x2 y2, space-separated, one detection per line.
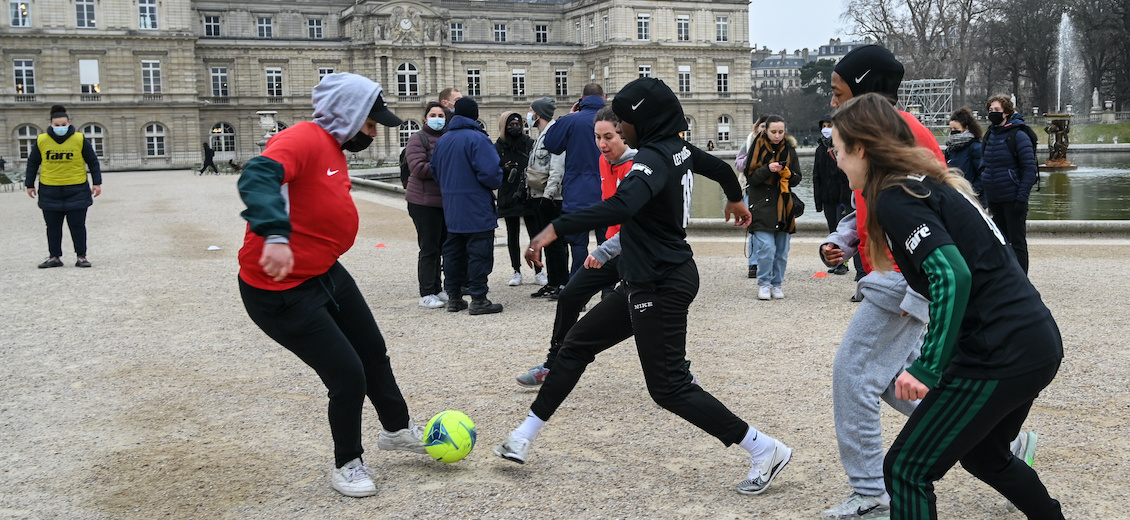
399 18 412 30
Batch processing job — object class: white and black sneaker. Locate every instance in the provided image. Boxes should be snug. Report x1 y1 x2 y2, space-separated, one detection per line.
330 458 377 497
493 435 532 464
821 492 890 519
736 439 792 495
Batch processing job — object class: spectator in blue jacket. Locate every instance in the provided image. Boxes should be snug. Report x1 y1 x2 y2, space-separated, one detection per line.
945 107 984 204
981 94 1037 274
431 97 505 314
542 83 606 278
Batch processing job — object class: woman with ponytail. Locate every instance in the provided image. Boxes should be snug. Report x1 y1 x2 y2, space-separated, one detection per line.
743 114 799 300
831 93 1065 519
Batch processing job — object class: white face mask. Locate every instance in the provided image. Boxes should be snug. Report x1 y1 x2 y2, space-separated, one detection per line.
52 126 69 136
821 127 833 139
526 112 537 128
427 117 445 131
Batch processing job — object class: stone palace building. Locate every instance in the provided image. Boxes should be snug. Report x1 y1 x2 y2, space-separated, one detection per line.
1 0 752 171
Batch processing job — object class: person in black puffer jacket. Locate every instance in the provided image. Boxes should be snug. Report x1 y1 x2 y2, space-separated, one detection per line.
495 111 540 287
945 107 984 205
811 114 853 276
981 94 1038 274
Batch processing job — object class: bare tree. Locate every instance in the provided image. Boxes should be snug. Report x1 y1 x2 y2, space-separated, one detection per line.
1068 0 1121 110
844 0 991 105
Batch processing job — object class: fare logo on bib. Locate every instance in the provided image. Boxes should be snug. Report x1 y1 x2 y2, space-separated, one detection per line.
905 224 931 254
46 151 76 161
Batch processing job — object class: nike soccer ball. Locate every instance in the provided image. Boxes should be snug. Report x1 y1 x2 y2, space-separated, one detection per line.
423 410 477 463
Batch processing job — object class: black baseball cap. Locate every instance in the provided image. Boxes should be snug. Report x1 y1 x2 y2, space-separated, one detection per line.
368 91 403 127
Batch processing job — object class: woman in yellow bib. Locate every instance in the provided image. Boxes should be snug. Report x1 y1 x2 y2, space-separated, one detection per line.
25 105 102 268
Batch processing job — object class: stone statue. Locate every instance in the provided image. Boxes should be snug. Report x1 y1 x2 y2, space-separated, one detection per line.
1093 88 1100 109
1044 119 1070 163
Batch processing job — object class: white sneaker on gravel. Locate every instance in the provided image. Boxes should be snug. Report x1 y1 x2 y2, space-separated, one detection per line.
736 439 791 495
508 272 523 286
758 286 772 300
419 294 445 309
436 291 449 302
821 492 890 519
493 434 532 464
330 458 377 497
1005 431 1039 512
534 272 548 286
377 421 427 454
771 287 785 299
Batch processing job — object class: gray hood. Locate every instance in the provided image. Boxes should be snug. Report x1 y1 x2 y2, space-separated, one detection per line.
312 72 383 146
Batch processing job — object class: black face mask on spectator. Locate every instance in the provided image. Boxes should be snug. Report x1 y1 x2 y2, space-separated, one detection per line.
988 112 1006 126
506 127 523 138
342 132 373 152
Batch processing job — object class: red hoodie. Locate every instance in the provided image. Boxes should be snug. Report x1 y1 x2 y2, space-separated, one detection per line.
599 151 633 239
854 111 946 274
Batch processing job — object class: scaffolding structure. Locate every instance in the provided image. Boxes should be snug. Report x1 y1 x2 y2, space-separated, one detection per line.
898 79 955 129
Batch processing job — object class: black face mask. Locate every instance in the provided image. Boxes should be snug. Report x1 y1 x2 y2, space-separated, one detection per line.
341 131 373 152
506 127 523 138
988 112 1006 126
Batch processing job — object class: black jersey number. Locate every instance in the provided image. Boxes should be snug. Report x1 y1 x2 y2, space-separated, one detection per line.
681 168 694 228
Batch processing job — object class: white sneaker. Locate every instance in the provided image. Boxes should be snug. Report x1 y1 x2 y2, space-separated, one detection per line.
508 271 523 286
1005 431 1039 512
377 420 427 454
758 286 772 300
418 294 445 309
771 287 785 299
436 291 450 302
821 492 890 519
493 434 532 464
534 272 548 286
735 439 792 495
330 458 377 497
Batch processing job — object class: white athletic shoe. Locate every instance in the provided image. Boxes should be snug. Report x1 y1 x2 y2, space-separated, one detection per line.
534 272 548 286
436 291 450 302
418 294 445 309
508 271 523 286
771 287 785 300
330 458 377 497
493 435 532 464
821 492 890 519
736 439 792 495
377 420 427 454
758 286 772 301
1005 431 1039 512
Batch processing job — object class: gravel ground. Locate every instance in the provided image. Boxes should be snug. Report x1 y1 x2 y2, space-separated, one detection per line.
1 170 1127 519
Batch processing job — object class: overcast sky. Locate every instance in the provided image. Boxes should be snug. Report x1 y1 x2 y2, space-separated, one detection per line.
748 0 851 53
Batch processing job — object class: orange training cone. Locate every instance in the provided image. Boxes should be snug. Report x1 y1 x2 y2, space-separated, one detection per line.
812 271 828 278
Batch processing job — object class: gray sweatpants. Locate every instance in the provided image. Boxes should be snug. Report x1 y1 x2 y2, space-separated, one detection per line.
832 269 929 497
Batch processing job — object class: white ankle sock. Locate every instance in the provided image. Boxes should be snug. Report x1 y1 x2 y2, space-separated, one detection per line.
512 410 546 441
738 426 775 463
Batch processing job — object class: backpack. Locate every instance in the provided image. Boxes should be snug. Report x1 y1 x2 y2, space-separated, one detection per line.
983 124 1041 191
399 132 431 188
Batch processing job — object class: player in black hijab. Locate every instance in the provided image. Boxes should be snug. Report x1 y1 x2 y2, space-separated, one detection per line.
495 78 794 496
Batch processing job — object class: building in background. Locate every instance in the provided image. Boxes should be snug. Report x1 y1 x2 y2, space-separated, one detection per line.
1 0 753 171
749 38 874 95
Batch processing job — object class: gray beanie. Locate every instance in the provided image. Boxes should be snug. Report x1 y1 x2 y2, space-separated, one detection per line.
530 97 556 121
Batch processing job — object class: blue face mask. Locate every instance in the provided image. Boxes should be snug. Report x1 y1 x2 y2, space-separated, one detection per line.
427 117 445 131
52 126 69 136
526 112 537 128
